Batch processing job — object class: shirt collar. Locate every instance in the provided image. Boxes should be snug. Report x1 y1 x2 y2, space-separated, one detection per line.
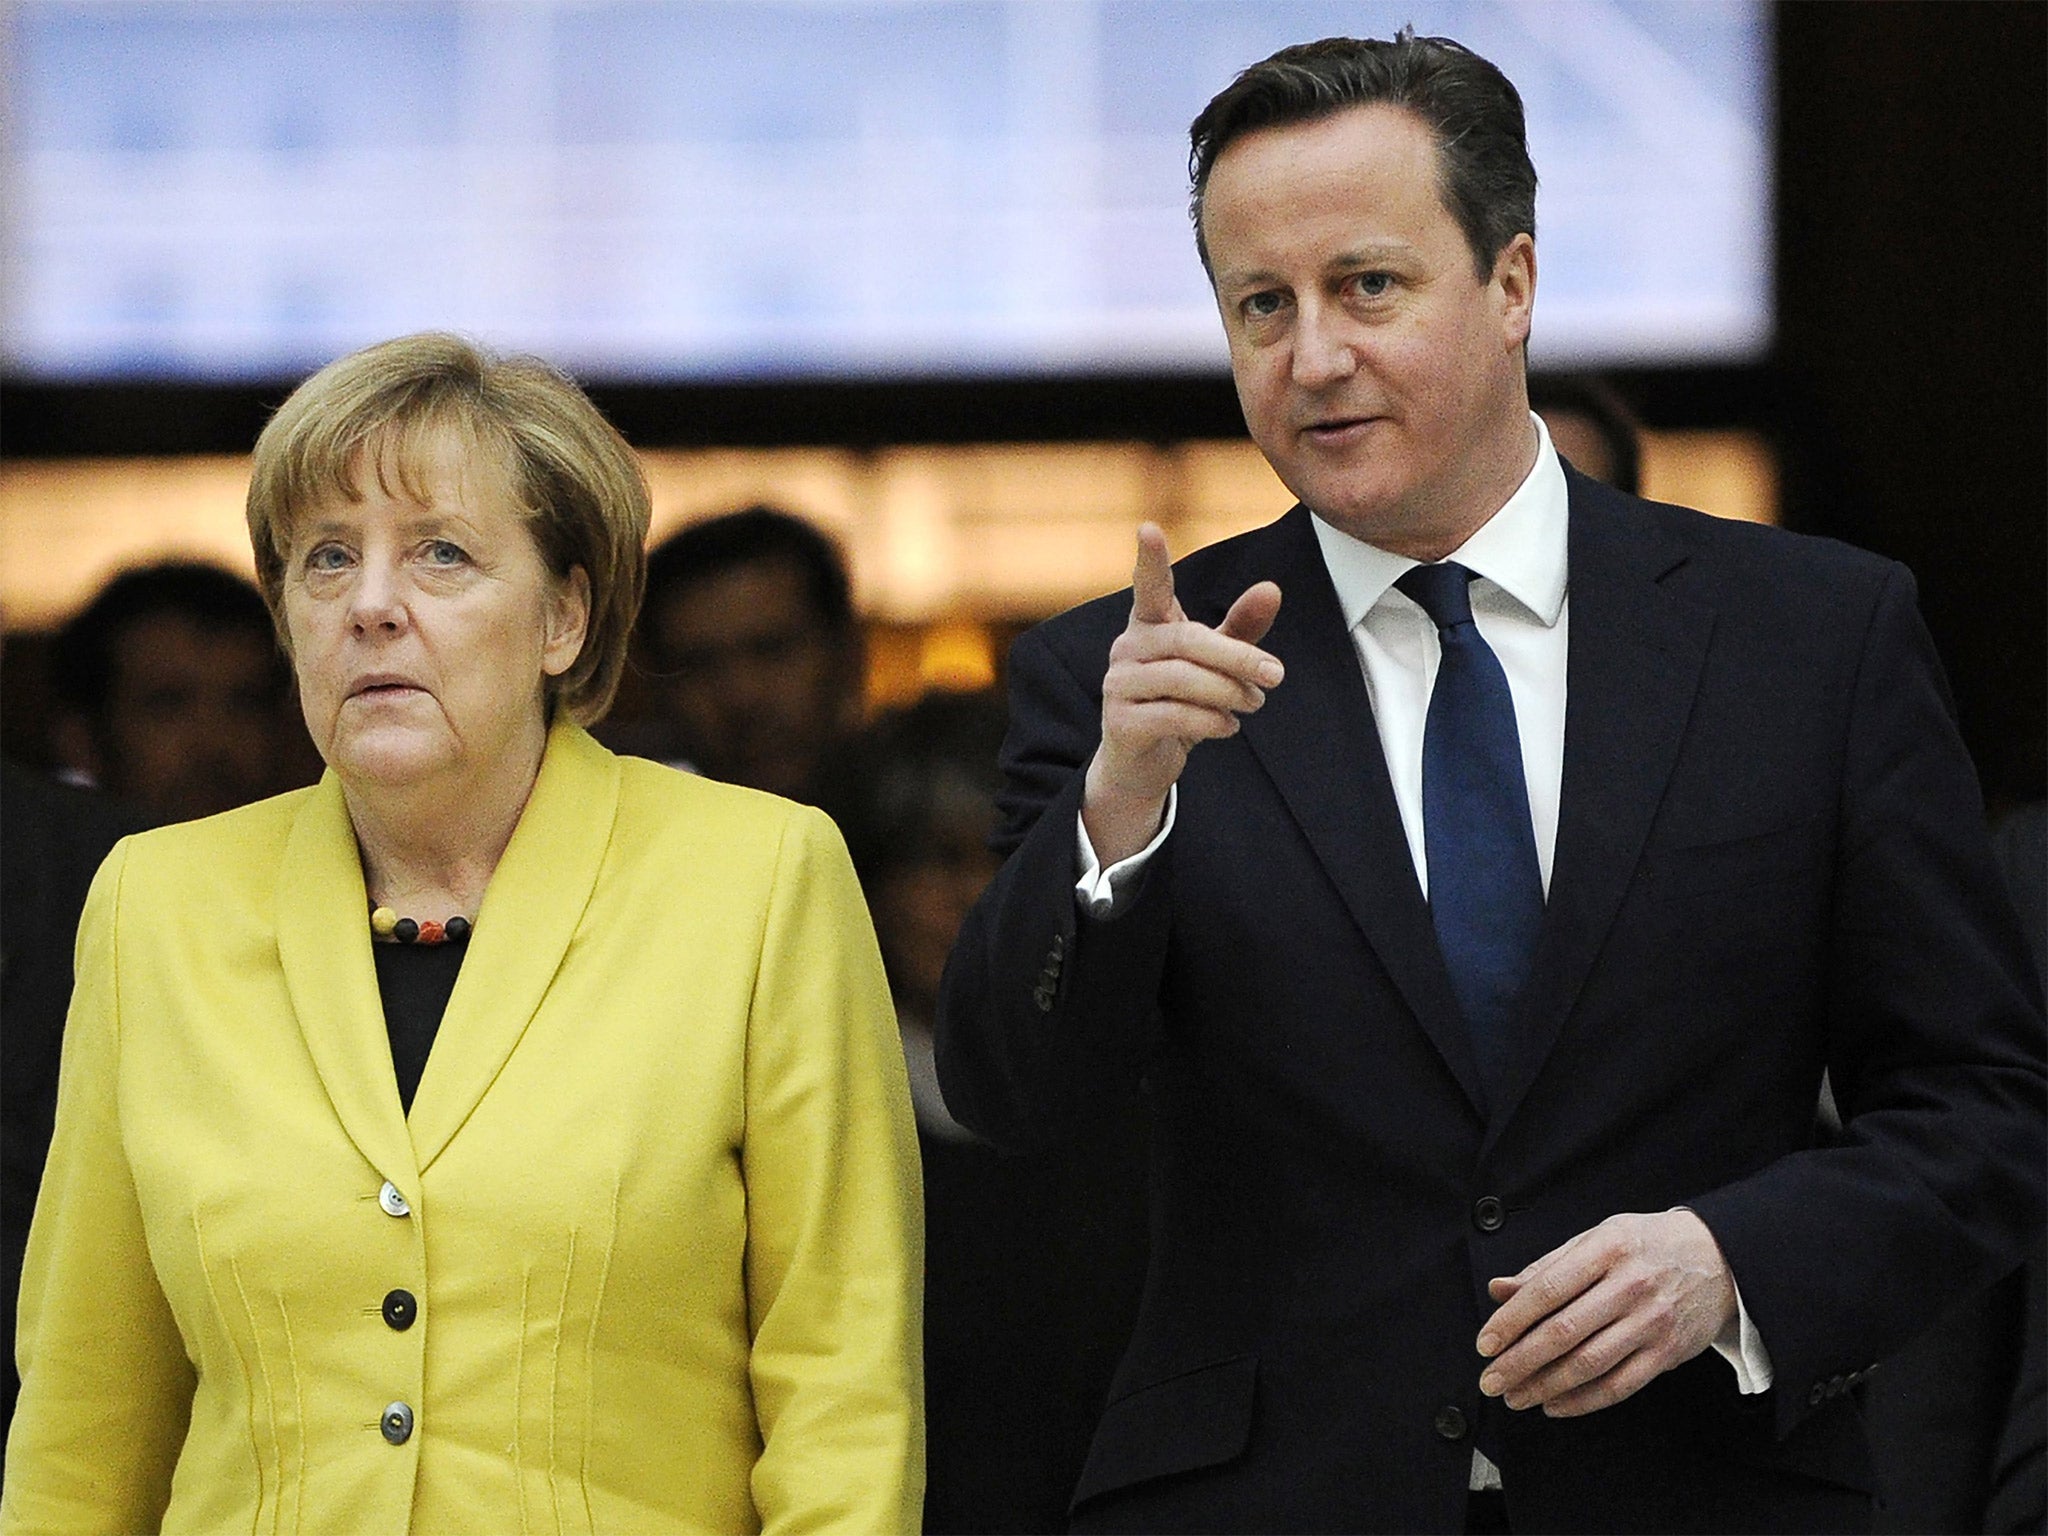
1309 412 1570 630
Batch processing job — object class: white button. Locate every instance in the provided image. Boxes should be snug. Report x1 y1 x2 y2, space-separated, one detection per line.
378 1181 410 1218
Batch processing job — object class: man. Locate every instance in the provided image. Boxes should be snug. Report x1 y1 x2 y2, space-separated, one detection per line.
626 506 863 802
936 32 2044 1534
50 561 295 822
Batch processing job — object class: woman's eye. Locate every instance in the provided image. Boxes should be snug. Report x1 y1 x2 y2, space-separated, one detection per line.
424 540 468 566
305 544 351 572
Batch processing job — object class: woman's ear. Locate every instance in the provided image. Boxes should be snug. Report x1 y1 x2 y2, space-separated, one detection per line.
543 565 592 678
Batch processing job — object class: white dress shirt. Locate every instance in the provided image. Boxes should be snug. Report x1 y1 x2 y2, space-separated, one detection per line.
1071 419 1771 1485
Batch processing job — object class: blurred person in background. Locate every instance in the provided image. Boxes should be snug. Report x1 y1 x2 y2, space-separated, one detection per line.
1528 374 1643 495
823 690 1149 1535
1982 800 2045 1534
3 333 922 1530
617 506 864 803
48 560 300 822
1530 371 2048 1533
0 760 152 1480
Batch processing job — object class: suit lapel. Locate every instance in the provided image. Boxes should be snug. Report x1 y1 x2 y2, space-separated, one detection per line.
276 773 418 1187
407 720 621 1173
1483 479 1715 1141
1218 510 1488 1115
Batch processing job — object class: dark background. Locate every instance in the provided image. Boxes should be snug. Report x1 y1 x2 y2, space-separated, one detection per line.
4 1 2042 804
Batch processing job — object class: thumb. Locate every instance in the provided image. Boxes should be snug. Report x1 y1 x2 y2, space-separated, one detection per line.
1219 581 1283 646
1129 523 1181 625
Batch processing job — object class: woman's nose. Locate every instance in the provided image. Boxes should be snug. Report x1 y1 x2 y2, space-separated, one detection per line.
347 561 407 635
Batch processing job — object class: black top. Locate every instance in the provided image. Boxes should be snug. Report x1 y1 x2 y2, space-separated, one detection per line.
371 941 466 1113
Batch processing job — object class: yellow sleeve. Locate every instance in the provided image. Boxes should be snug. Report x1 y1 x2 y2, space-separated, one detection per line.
741 805 925 1535
3 842 194 1533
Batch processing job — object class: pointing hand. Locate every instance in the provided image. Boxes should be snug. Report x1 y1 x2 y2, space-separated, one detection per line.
1082 524 1283 865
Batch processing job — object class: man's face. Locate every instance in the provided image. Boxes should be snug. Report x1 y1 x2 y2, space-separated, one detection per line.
652 560 858 800
100 614 280 821
1202 104 1538 559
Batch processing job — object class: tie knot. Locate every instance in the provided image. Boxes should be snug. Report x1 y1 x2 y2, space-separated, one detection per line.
1395 561 1477 630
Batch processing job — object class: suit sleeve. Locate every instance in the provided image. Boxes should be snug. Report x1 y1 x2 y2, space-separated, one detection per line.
3 841 195 1532
741 805 925 1535
1688 563 2048 1436
935 618 1173 1152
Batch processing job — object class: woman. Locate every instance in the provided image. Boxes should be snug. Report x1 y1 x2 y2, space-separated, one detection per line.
3 334 923 1532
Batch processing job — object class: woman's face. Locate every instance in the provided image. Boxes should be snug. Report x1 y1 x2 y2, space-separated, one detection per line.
281 429 588 797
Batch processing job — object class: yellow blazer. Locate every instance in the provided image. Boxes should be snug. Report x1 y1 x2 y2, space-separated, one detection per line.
5 722 923 1534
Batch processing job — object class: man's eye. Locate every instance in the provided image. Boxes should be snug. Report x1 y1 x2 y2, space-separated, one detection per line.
1243 291 1286 320
1354 272 1393 298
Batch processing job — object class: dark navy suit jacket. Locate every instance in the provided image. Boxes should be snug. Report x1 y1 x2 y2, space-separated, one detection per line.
935 472 2046 1534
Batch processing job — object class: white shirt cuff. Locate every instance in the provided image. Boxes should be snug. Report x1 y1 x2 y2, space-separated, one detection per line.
1074 786 1178 916
1713 1279 1775 1393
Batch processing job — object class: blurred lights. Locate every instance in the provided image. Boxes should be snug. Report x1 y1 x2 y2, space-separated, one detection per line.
0 432 1774 636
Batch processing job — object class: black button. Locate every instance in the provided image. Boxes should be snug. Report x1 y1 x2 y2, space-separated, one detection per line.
381 1400 414 1445
1808 1382 1827 1407
1472 1196 1506 1232
1433 1405 1469 1442
1051 934 1065 959
382 1289 417 1331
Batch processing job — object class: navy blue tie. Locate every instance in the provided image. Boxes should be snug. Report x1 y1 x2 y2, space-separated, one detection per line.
1394 562 1544 1098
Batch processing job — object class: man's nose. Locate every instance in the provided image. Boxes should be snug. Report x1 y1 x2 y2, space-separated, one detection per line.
1290 300 1358 389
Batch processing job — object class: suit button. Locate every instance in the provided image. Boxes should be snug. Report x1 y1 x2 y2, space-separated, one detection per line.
380 1401 414 1445
1033 986 1054 1014
1808 1382 1827 1407
1433 1405 1469 1442
1472 1196 1506 1233
381 1289 417 1331
378 1182 410 1218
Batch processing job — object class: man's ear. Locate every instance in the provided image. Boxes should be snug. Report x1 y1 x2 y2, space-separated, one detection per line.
1495 232 1536 350
543 565 592 678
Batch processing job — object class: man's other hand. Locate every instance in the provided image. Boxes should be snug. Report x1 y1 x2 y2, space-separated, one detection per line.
1475 1209 1738 1417
1082 523 1283 866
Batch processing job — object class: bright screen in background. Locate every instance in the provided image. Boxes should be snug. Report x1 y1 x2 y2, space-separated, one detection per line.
4 0 1770 382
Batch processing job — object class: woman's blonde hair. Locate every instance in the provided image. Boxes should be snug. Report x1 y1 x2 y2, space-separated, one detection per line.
246 332 649 724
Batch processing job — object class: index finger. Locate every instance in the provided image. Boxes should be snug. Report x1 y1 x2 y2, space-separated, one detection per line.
1130 523 1179 626
1476 1232 1606 1357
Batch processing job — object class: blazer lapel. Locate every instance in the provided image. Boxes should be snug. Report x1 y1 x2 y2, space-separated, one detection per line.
406 720 622 1174
1220 509 1488 1115
1483 479 1715 1141
275 773 418 1187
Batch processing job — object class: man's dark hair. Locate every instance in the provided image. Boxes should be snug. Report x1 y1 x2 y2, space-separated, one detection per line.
1529 374 1644 495
640 506 853 664
51 561 284 718
1189 29 1537 279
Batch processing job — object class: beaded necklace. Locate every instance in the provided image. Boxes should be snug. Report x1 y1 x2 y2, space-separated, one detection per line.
369 905 473 946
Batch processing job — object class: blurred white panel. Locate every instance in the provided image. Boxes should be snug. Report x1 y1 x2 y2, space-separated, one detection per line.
2 0 1768 378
